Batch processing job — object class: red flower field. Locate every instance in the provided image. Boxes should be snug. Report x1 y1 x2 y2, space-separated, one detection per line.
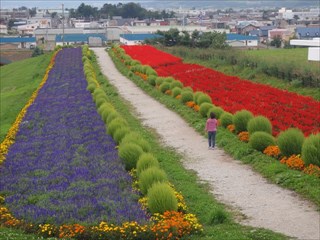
121 45 320 136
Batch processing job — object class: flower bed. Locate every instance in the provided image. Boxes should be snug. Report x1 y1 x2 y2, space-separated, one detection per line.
0 47 202 239
120 45 320 137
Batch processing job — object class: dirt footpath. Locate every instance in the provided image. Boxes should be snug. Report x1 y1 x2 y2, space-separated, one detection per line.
92 48 320 240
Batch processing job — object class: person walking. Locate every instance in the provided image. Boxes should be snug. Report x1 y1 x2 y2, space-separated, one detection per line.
205 112 218 149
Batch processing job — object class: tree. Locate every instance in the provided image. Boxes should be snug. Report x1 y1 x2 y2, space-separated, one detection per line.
270 36 282 48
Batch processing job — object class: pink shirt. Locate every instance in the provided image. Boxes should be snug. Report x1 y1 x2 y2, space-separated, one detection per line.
205 118 217 132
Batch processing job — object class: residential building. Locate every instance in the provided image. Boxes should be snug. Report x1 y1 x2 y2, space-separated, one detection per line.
226 33 258 47
119 33 162 45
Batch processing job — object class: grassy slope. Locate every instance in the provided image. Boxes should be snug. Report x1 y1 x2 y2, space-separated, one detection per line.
0 54 52 142
159 46 320 100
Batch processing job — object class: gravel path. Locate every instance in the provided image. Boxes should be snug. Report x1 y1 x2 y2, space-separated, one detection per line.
92 48 320 240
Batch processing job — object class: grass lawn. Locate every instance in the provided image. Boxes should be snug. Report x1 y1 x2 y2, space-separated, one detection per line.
0 54 52 141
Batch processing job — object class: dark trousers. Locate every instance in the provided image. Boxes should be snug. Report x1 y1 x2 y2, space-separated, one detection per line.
208 131 216 147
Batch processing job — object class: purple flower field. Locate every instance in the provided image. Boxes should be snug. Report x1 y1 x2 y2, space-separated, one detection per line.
0 48 148 225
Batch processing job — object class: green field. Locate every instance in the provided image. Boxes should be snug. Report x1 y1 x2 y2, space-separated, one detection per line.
0 54 52 141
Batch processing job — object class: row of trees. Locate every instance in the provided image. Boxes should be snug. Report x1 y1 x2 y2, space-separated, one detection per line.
69 3 175 20
147 28 228 49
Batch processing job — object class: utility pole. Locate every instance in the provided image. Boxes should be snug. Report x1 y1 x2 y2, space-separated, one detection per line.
62 3 65 46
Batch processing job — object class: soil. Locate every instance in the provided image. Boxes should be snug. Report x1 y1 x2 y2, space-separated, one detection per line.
92 48 320 240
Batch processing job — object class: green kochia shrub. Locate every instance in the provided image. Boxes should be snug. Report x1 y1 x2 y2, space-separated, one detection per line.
302 134 320 166
121 132 151 152
170 80 183 89
106 111 121 125
277 128 305 157
147 75 157 86
155 77 166 86
233 110 254 133
86 83 96 93
118 143 144 171
247 115 272 135
113 127 130 144
220 112 233 128
136 153 160 177
194 91 203 104
183 86 193 92
172 87 182 97
139 167 168 195
98 102 114 116
208 106 224 119
249 131 275 152
159 82 171 93
180 91 194 103
106 118 128 137
147 182 178 214
197 93 212 105
199 102 214 118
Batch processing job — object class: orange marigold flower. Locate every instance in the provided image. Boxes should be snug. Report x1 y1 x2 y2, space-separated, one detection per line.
227 124 235 133
280 155 305 171
263 145 281 159
165 89 172 95
175 94 182 99
193 104 200 112
238 131 249 142
186 101 196 108
303 164 320 178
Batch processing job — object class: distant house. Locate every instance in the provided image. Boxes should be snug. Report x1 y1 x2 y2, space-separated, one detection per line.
55 34 107 46
0 24 8 35
226 34 258 47
296 26 320 39
236 23 259 35
268 28 293 41
0 37 36 49
120 33 162 45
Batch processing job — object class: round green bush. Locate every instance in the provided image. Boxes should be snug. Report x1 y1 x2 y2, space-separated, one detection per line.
220 112 233 128
147 182 178 214
277 128 305 157
106 118 128 137
247 116 272 135
147 75 157 86
106 111 121 125
197 93 212 105
208 106 224 119
194 91 203 104
100 107 116 123
301 134 320 166
136 153 160 177
155 77 165 86
118 143 144 171
172 87 182 97
93 88 105 99
249 131 275 152
183 86 193 92
139 167 168 195
121 132 151 152
233 110 254 133
180 91 194 103
86 83 96 93
159 82 171 93
113 126 130 144
164 77 174 83
95 96 108 108
170 80 183 89
98 102 114 115
199 102 214 118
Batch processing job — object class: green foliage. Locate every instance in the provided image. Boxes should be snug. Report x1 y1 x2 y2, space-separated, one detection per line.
247 115 272 135
98 102 114 116
199 102 214 118
106 111 121 125
171 87 182 97
170 80 183 89
207 208 228 225
121 132 151 152
94 95 108 108
197 93 212 105
118 143 144 171
139 167 168 195
302 134 320 166
194 91 204 104
159 82 171 93
147 75 157 86
220 112 233 128
277 128 305 157
86 83 96 93
180 90 194 103
182 86 193 92
136 153 160 177
155 77 165 86
208 106 224 119
32 47 44 57
233 110 254 133
113 126 130 144
147 182 178 214
249 131 275 152
106 117 128 137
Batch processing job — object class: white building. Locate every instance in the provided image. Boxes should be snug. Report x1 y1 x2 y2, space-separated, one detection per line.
0 24 8 34
290 38 320 61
